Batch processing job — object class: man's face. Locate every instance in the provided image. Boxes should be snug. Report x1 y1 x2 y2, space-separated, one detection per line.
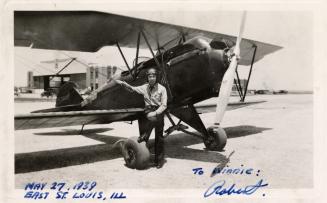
148 74 157 87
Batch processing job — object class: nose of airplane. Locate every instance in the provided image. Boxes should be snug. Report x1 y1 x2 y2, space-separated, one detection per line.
209 39 231 68
209 47 229 74
207 41 231 94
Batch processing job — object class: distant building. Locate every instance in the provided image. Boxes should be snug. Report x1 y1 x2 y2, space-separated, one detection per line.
27 71 34 88
29 60 119 91
33 73 87 90
86 66 118 90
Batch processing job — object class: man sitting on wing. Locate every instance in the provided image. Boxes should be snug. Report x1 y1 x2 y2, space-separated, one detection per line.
115 68 167 168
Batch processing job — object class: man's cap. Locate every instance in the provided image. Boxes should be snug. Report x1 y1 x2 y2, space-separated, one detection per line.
146 68 158 76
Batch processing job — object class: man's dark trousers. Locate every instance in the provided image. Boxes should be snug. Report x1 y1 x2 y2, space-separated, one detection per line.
153 114 164 164
141 106 165 164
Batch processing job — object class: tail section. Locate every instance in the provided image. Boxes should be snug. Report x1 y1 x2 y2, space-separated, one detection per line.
56 82 83 107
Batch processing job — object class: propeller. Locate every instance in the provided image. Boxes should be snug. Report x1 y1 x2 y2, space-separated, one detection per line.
213 11 247 126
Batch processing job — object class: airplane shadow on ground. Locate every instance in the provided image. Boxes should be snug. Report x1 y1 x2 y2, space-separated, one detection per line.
15 125 271 174
158 125 271 163
15 128 121 174
224 125 272 139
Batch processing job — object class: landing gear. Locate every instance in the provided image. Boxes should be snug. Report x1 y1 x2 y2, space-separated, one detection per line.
204 126 227 151
121 137 150 169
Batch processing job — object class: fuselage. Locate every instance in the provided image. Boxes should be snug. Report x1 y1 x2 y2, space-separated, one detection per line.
89 36 229 110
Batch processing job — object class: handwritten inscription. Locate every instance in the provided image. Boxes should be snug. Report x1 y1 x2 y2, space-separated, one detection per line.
110 192 127 199
192 164 268 197
24 191 49 199
192 168 204 175
25 182 47 190
204 179 268 197
192 165 261 177
211 165 256 176
23 181 126 201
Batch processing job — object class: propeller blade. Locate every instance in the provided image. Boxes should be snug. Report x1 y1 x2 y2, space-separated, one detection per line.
214 11 247 125
234 11 247 56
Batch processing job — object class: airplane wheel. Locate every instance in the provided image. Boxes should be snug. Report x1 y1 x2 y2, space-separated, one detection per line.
122 137 150 170
204 126 227 151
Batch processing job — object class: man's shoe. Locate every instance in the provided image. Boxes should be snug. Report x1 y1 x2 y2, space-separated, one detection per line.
137 136 145 143
156 159 166 169
156 162 163 169
148 161 157 167
137 134 150 143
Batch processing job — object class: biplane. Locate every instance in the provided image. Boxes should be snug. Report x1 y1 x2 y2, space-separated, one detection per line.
14 11 282 169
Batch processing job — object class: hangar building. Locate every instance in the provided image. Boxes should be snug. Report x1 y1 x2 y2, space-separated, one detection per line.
28 59 118 91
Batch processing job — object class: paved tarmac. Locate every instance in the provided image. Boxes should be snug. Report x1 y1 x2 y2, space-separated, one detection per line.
14 94 313 192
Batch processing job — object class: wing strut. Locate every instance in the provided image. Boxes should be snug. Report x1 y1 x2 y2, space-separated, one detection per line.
233 44 257 102
241 45 257 102
48 57 77 84
233 78 243 98
235 66 244 98
79 124 85 134
116 42 133 78
55 57 76 75
140 30 173 99
134 32 141 69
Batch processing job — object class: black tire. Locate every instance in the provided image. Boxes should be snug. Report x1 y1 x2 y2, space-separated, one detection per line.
204 126 227 151
121 137 150 169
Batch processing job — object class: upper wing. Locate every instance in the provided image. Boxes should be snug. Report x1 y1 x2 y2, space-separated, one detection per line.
14 11 282 66
15 108 144 130
195 100 265 114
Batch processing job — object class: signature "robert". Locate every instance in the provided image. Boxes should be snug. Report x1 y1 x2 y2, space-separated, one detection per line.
204 179 268 198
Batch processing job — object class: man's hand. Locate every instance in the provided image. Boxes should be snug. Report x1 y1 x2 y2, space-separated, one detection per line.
115 79 123 85
146 112 157 121
81 91 97 107
114 79 135 93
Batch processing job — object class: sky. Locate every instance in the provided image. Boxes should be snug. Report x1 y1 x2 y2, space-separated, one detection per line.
14 10 313 91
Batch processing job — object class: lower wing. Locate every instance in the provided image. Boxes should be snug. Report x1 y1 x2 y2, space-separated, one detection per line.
15 108 144 130
15 101 264 130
